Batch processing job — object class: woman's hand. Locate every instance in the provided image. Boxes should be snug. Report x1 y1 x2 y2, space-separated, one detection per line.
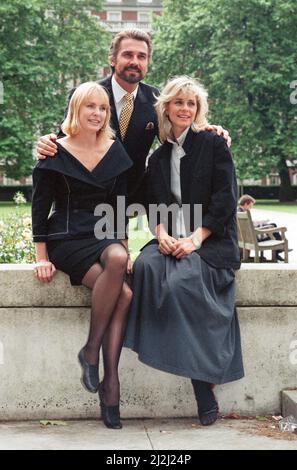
34 260 56 283
158 234 177 255
171 237 196 259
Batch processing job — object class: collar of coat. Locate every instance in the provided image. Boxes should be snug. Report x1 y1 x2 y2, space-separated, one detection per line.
100 75 152 106
162 127 205 157
35 138 133 189
155 128 208 196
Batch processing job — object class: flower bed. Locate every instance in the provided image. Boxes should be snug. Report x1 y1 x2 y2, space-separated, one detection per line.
0 192 35 263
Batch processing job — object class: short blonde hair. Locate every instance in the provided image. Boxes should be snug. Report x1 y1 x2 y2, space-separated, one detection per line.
155 76 209 143
62 81 114 140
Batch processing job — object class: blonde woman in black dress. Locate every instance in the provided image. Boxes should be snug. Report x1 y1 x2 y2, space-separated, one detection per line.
125 76 244 426
32 82 133 429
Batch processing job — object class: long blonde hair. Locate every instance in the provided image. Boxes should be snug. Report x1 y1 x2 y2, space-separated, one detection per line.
61 81 115 140
155 76 209 143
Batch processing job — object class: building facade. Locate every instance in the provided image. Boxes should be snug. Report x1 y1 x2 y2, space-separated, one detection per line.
94 0 162 34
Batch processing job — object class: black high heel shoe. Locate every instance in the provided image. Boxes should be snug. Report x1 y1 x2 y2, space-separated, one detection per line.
98 383 122 429
191 379 219 426
199 403 219 426
78 347 99 393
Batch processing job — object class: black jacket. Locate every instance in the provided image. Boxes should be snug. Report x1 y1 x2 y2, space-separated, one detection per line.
146 129 241 270
61 76 159 204
32 139 132 242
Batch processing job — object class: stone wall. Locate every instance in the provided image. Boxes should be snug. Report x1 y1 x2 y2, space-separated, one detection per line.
0 264 296 420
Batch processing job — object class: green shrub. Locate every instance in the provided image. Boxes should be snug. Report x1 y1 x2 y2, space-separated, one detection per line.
0 193 35 263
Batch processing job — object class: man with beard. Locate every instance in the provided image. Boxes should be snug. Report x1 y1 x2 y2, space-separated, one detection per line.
36 29 230 205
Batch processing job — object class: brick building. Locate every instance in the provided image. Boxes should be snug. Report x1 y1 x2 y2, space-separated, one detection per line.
94 0 162 34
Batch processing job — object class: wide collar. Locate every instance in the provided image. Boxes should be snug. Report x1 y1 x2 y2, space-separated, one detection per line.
35 139 133 189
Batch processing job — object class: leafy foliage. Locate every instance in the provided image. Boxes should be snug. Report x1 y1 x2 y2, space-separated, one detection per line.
0 0 110 179
150 0 297 200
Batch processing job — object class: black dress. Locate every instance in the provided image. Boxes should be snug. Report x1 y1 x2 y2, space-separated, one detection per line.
32 139 133 285
63 76 160 206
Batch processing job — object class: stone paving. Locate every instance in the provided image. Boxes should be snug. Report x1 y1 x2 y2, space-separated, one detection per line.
0 418 297 450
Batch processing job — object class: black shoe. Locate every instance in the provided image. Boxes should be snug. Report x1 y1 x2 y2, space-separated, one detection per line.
99 383 122 429
199 404 219 426
191 379 219 426
78 347 99 393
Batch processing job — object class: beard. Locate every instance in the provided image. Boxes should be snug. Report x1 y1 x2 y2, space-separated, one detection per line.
117 66 145 84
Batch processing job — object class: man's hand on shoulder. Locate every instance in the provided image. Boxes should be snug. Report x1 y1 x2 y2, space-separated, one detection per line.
36 133 58 160
205 125 231 148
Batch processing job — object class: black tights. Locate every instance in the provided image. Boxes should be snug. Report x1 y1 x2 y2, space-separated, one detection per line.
81 244 132 405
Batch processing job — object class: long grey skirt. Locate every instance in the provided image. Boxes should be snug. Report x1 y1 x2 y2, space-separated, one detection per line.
124 243 244 384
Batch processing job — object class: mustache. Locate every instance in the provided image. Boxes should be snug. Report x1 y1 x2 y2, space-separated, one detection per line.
124 66 141 73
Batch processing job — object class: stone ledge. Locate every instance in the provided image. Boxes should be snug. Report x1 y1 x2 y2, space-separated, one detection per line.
282 390 297 419
1 264 297 419
1 264 297 307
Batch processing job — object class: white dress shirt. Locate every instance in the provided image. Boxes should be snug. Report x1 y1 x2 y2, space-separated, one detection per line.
167 127 190 238
111 75 139 120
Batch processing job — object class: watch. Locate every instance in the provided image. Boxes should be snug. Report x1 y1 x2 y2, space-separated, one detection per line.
191 234 202 250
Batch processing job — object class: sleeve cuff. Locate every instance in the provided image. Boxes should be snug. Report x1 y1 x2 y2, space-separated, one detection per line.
202 214 226 237
33 235 48 242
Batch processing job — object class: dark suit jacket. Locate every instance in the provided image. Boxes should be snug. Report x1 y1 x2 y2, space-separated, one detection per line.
61 76 159 204
146 129 241 270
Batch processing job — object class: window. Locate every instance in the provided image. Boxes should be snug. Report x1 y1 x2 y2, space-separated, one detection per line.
138 12 150 22
107 11 121 21
138 0 152 3
106 0 122 3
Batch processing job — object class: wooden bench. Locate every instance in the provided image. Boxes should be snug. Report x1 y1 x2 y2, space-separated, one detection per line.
237 210 289 262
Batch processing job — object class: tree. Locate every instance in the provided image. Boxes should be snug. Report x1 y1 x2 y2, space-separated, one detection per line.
150 0 297 201
0 0 110 179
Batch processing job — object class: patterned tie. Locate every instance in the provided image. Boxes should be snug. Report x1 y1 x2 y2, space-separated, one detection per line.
119 93 134 140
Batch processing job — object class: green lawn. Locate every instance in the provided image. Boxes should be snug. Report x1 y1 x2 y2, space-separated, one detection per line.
0 202 31 220
1 200 295 256
128 215 153 257
252 200 297 214
2 200 296 217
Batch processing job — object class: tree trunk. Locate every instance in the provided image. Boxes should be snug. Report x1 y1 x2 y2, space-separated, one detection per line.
278 157 296 202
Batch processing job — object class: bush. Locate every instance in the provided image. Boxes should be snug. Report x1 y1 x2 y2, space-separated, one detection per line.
0 192 35 263
242 185 297 200
0 185 32 202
